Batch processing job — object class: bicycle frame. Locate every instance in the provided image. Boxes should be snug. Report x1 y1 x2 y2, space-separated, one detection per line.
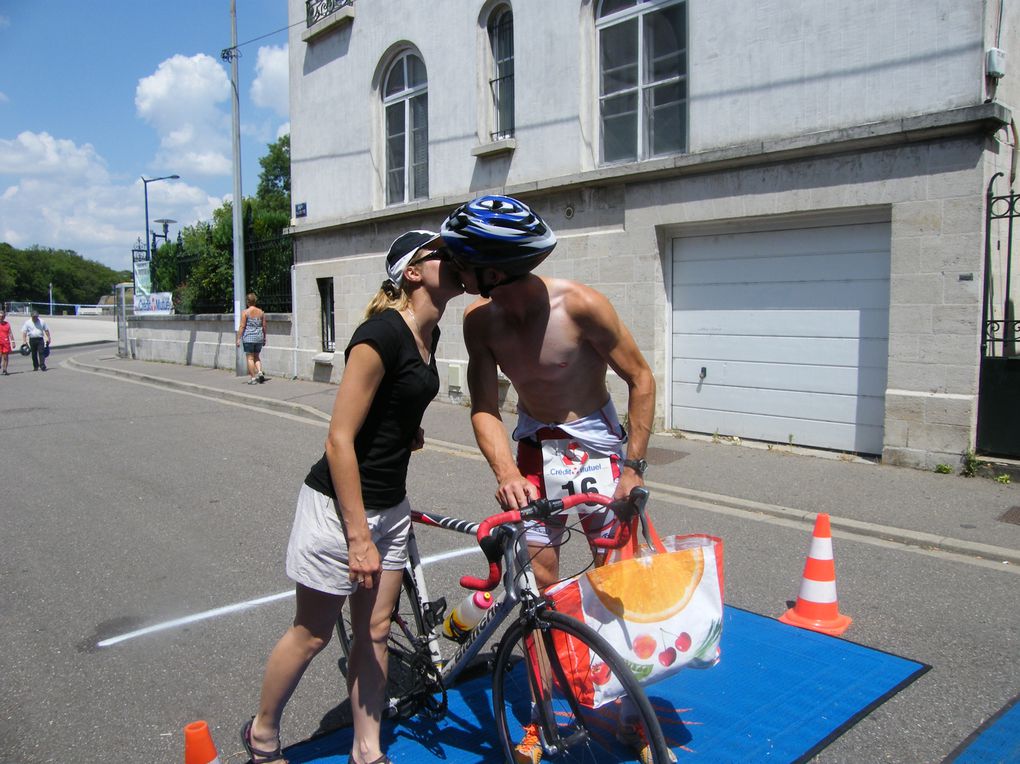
400 488 644 694
403 508 540 690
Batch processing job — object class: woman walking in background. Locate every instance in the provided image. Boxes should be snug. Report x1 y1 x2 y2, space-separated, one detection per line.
0 310 12 375
236 292 268 384
241 230 463 764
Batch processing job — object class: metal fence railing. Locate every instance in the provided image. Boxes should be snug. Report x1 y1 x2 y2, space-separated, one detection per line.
2 300 114 316
307 0 353 27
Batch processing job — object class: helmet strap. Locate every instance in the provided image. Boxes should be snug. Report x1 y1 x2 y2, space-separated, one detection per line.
477 268 525 298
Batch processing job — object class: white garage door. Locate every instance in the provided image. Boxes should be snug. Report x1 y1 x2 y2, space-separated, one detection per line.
671 221 891 454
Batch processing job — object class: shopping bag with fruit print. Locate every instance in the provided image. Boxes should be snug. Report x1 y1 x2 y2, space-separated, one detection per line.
545 514 723 709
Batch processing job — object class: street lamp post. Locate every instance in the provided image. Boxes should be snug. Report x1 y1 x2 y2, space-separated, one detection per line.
142 175 180 293
151 218 177 293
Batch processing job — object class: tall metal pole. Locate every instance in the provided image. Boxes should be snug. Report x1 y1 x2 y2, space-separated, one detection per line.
228 0 247 376
144 181 152 267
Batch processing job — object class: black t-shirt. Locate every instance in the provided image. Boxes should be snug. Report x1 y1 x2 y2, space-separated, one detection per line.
304 309 440 510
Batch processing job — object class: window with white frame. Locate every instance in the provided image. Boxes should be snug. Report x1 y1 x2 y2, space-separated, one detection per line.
383 51 429 204
597 0 687 163
488 6 515 141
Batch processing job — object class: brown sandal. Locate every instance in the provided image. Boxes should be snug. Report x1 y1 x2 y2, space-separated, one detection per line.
241 717 287 764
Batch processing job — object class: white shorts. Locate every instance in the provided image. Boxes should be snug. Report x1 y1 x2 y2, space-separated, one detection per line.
285 483 411 596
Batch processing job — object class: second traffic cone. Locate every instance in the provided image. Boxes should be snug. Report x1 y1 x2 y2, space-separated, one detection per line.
184 720 221 764
779 513 852 636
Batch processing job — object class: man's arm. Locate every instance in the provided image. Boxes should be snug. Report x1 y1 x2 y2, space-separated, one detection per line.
574 287 656 499
464 303 538 510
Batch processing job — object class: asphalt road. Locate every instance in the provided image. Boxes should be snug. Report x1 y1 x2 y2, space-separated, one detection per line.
1 344 1017 763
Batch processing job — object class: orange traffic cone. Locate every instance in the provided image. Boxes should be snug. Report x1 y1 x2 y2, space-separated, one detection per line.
184 720 221 764
779 513 852 636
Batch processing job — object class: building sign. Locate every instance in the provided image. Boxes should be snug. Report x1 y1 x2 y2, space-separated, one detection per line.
134 292 174 315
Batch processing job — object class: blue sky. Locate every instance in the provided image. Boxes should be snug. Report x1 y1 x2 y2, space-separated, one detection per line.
0 1 290 271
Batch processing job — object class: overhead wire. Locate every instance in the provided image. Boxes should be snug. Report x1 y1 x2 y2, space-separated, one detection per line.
222 18 303 59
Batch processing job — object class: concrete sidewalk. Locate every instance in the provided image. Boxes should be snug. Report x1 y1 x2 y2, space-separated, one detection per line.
65 344 1020 566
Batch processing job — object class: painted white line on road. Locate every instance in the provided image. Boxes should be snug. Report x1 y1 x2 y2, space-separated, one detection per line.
97 545 481 648
96 590 295 647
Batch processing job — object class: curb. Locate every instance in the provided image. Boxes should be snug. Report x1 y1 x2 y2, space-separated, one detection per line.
647 481 1020 567
65 356 331 424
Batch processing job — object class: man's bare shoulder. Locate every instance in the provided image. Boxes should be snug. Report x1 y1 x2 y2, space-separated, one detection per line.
544 277 612 318
463 296 495 320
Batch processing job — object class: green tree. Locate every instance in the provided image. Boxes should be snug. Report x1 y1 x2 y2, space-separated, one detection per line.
256 133 290 215
0 243 129 307
156 134 292 312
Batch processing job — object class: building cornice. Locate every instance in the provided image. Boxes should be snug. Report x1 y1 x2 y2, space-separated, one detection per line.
287 102 1011 237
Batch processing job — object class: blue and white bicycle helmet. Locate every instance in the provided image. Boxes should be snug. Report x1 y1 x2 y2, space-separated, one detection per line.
440 195 556 295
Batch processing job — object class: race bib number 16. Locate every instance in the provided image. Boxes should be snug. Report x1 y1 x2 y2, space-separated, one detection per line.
541 438 617 502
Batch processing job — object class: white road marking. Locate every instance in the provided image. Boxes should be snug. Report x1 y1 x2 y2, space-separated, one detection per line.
97 545 481 648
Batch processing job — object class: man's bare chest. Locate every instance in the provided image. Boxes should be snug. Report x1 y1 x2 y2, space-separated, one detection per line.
489 322 596 386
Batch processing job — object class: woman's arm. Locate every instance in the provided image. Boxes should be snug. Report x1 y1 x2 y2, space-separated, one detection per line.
236 308 247 345
324 342 386 588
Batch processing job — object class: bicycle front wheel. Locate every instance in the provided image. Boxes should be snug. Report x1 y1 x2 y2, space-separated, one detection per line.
492 609 672 764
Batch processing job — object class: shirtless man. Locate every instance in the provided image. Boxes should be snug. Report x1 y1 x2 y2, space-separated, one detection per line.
440 195 662 763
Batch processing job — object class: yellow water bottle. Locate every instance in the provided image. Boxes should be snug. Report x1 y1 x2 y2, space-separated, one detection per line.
442 590 494 642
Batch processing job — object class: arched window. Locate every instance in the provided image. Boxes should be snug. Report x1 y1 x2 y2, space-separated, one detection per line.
383 51 428 204
488 6 515 140
597 0 687 163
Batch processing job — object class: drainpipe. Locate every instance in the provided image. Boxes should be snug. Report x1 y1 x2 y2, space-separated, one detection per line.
291 264 299 379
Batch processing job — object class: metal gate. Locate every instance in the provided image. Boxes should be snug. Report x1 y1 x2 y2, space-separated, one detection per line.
976 173 1020 457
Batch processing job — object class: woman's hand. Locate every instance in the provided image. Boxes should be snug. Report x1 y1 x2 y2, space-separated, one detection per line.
348 537 382 590
410 427 425 451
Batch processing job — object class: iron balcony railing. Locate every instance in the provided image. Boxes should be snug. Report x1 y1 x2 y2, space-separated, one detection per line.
307 0 354 27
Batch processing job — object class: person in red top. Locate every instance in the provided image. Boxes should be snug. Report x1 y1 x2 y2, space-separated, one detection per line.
0 310 12 375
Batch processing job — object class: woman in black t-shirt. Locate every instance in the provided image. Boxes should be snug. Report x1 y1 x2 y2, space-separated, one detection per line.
243 230 463 764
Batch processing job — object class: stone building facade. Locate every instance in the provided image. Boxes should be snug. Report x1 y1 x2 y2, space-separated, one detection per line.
285 0 1018 468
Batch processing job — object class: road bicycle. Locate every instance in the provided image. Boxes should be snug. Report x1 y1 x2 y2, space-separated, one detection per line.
335 487 673 763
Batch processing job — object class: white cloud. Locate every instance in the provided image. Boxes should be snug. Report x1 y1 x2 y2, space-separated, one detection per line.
0 15 10 30
276 122 291 139
0 131 108 180
0 91 9 104
0 131 220 270
250 45 289 118
135 53 232 177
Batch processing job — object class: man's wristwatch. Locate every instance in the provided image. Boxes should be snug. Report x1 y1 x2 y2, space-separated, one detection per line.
623 458 648 476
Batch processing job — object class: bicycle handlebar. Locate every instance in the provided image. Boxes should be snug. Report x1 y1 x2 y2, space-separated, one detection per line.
459 489 645 591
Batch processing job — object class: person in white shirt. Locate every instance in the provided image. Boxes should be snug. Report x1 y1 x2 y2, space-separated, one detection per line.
21 310 51 371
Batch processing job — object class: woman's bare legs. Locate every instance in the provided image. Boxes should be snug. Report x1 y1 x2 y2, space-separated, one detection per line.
347 569 403 764
246 352 258 380
249 584 344 754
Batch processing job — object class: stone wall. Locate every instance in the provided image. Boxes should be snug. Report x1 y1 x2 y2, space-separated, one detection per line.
125 313 314 379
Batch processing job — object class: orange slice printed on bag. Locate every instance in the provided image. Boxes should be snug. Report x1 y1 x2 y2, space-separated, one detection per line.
587 550 704 624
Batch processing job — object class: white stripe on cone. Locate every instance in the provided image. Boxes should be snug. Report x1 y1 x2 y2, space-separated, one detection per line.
807 536 833 560
798 577 839 604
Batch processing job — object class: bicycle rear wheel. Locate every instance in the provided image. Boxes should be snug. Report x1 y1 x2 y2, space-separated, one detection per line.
335 568 443 719
492 609 672 764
